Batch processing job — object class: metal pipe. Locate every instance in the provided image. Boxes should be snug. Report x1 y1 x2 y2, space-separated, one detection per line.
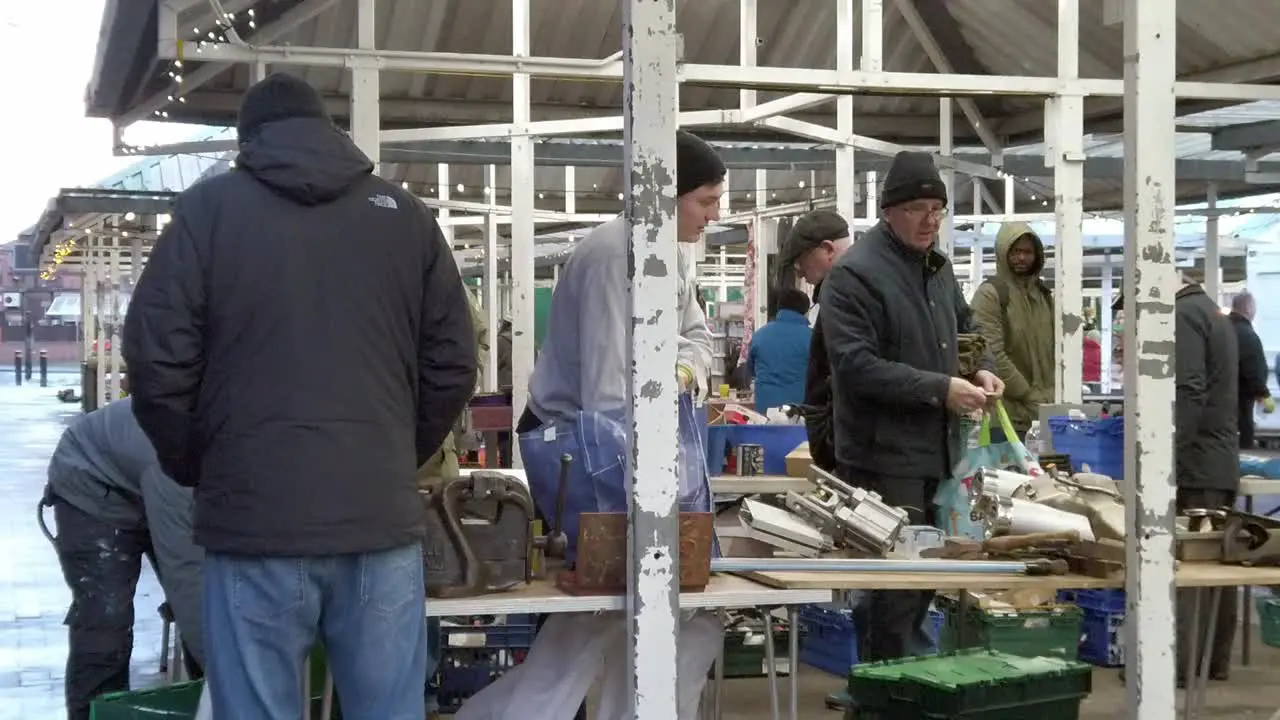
710 558 1038 574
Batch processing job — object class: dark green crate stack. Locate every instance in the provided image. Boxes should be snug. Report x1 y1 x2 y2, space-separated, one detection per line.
937 595 1082 660
721 626 798 678
849 649 1093 720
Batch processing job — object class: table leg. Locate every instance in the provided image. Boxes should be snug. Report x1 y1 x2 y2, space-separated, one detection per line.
1245 496 1254 667
1182 589 1203 720
1189 587 1224 720
714 609 725 720
763 606 781 720
788 606 800 720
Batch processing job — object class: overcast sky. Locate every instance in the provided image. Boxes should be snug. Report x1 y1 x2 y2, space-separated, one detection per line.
0 2 202 242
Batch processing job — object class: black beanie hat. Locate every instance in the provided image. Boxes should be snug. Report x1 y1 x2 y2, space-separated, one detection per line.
880 151 948 209
677 130 727 197
237 73 330 142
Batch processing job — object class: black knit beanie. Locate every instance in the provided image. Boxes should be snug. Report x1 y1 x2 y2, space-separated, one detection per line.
880 151 948 209
677 131 727 197
237 73 330 143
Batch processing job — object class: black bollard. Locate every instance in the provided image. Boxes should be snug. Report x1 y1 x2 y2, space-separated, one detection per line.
24 351 31 381
39 350 48 388
13 351 21 386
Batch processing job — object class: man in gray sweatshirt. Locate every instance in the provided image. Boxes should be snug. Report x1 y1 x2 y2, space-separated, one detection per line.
40 397 203 720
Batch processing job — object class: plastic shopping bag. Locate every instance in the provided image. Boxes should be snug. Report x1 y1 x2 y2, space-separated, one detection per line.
935 400 1045 539
518 393 714 562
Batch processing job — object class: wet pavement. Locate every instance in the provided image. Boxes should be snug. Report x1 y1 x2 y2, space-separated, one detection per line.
0 379 167 719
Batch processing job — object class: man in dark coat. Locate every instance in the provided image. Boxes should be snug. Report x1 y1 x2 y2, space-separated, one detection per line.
41 397 204 720
821 151 1001 663
123 73 477 717
1175 277 1239 683
776 209 853 472
1228 291 1271 449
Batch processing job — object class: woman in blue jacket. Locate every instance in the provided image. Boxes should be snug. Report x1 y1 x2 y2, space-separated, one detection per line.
747 288 813 411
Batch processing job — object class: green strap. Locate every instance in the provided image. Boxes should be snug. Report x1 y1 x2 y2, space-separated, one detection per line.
976 399 1019 447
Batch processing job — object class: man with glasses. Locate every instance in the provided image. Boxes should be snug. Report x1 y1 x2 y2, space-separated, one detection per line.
820 150 1002 664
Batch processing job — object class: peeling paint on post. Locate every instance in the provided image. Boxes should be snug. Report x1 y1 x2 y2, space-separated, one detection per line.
1122 1 1178 718
623 0 681 717
1053 0 1084 405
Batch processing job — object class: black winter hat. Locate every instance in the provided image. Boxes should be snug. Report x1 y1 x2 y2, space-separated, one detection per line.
880 151 948 209
778 210 850 269
237 73 330 142
677 130 727 197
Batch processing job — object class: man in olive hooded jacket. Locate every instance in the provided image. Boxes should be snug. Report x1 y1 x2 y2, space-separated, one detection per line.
970 222 1055 435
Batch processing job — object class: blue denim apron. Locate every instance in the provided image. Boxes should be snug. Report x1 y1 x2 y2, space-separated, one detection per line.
519 394 714 563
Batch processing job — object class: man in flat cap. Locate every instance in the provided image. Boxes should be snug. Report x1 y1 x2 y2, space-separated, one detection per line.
777 209 854 473
821 151 1002 662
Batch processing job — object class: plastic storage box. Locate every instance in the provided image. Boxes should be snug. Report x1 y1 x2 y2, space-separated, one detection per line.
706 424 808 475
1058 589 1125 666
437 614 536 713
799 604 944 675
937 595 1081 661
721 622 800 678
90 682 204 720
1046 416 1124 480
849 649 1093 720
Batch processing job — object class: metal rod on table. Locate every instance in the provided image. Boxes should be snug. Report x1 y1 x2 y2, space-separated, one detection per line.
711 558 1041 574
788 606 800 720
1182 589 1202 720
763 607 781 720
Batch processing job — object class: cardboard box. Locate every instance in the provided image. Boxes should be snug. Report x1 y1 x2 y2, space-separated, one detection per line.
784 442 811 478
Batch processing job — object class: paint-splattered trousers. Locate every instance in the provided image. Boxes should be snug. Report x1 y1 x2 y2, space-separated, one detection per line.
52 500 151 720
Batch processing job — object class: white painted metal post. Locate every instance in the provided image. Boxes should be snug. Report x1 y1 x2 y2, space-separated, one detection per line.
939 98 955 257
1121 0 1179 716
564 167 577 214
1054 0 1085 404
350 0 380 169
1205 182 1220 303
485 165 501 394
1100 255 1114 393
622 0 681 714
509 0 536 464
107 235 121 402
969 180 983 295
754 171 769 331
833 0 864 222
739 0 757 112
437 164 454 245
864 171 878 222
1003 175 1015 214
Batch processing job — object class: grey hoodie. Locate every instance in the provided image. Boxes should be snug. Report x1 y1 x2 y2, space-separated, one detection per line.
47 398 204 665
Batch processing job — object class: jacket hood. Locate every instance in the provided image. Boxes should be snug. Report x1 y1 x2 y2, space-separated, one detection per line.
236 117 374 206
994 222 1045 279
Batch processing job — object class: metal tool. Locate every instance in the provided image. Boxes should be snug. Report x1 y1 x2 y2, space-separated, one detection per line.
532 453 572 563
421 471 536 598
782 467 909 556
1220 508 1280 567
710 556 1067 576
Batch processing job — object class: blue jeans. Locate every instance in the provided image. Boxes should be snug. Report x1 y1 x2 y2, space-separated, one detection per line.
204 543 429 720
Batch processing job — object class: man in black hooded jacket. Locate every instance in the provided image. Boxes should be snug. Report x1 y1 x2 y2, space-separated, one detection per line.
123 73 477 718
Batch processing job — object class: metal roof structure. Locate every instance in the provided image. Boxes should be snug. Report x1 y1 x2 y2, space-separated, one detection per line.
26 132 234 274
84 0 1280 217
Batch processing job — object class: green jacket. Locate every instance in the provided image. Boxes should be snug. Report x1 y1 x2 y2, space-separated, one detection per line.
418 293 489 484
970 222 1055 433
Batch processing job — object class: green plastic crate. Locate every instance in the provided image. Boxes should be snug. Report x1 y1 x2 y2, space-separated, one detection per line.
850 649 1092 720
90 681 203 720
937 595 1082 660
719 627 797 678
1257 596 1280 648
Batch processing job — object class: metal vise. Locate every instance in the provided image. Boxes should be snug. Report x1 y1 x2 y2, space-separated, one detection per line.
1219 509 1280 567
783 467 909 556
421 472 536 598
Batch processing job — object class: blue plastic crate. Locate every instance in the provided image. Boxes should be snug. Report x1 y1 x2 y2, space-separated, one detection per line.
436 615 536 713
798 605 943 676
706 424 808 475
1048 416 1124 480
1058 590 1125 667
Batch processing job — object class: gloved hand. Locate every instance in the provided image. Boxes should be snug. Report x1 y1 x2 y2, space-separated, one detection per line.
1263 396 1276 414
677 363 709 405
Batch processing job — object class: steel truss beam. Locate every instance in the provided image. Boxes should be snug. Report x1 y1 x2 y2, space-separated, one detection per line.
161 37 1280 103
